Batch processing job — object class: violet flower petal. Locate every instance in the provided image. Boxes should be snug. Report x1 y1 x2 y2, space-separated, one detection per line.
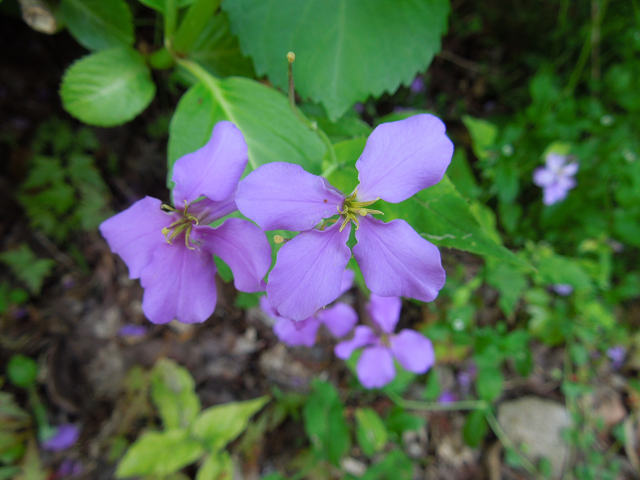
533 167 554 187
334 325 377 359
355 114 453 203
354 217 446 302
273 317 321 347
316 302 358 338
357 346 396 388
390 329 435 374
546 153 566 170
563 162 579 176
194 219 271 293
42 424 79 451
99 196 168 279
188 197 238 224
236 162 344 231
267 223 351 321
367 294 402 334
338 269 355 296
140 243 217 324
172 121 248 204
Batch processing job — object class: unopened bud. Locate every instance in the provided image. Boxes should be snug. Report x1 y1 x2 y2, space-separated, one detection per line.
273 234 285 244
287 51 296 64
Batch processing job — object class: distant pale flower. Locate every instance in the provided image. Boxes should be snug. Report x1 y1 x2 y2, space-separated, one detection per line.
118 324 148 337
42 424 79 451
410 76 425 94
100 122 271 324
607 346 626 369
552 284 573 296
335 295 435 388
263 270 357 347
237 114 452 320
533 153 578 205
438 391 458 404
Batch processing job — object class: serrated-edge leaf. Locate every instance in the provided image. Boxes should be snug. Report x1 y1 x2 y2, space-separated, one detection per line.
60 47 155 127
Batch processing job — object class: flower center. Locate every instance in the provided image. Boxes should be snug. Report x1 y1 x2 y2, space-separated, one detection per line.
337 190 383 231
160 201 200 250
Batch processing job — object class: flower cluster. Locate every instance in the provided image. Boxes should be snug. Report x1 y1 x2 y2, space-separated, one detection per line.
101 115 453 385
533 152 578 205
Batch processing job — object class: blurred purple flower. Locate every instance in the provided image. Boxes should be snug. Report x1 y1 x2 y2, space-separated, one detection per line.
100 122 271 324
56 459 83 477
263 270 357 347
118 324 148 337
354 103 365 114
607 346 626 369
533 153 578 205
42 424 79 451
335 295 435 388
410 76 425 94
237 114 452 321
438 391 458 404
552 284 574 296
457 363 477 395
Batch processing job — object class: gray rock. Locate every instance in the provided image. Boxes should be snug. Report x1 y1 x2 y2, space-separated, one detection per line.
497 396 571 477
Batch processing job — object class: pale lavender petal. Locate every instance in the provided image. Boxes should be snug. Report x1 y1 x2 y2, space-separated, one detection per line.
193 219 271 292
188 197 237 224
316 302 358 338
390 329 435 374
172 121 248 204
42 424 79 451
338 269 355 296
267 223 351 321
236 162 344 231
367 294 402 334
357 346 396 388
355 114 453 203
334 325 377 359
259 294 280 319
546 153 566 170
438 391 458 404
140 244 217 324
354 217 446 302
99 196 168 279
533 167 554 187
563 162 579 176
273 317 321 347
552 284 573 296
543 183 569 205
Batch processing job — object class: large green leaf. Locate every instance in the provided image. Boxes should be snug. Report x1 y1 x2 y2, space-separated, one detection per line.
355 408 388 456
60 47 156 127
59 0 134 51
223 0 450 120
115 430 204 478
168 77 325 181
137 0 194 12
150 359 201 430
192 396 268 451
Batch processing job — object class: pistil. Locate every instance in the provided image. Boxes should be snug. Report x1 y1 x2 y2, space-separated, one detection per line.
337 190 383 231
160 201 200 250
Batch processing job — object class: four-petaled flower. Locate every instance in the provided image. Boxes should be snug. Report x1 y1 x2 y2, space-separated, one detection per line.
334 295 435 388
262 270 357 347
236 114 453 321
533 152 578 205
100 122 271 324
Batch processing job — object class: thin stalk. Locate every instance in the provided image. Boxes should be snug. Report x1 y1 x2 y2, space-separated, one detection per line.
387 391 488 412
164 0 177 44
173 0 223 53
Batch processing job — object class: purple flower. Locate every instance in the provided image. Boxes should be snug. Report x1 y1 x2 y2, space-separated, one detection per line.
236 114 452 321
533 153 578 205
552 283 574 296
100 122 271 324
263 270 357 347
42 424 79 451
438 391 458 404
334 295 435 388
410 76 425 94
607 346 626 369
118 324 148 337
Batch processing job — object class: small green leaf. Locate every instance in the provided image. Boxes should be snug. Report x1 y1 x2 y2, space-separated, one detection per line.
192 396 268 451
61 47 156 127
485 260 528 316
168 77 325 182
462 409 488 448
360 449 413 480
115 430 204 478
138 0 194 12
476 366 504 402
302 380 350 465
462 116 498 160
196 452 233 480
224 0 450 120
355 408 388 456
0 245 54 295
150 359 201 430
60 0 134 51
7 355 38 389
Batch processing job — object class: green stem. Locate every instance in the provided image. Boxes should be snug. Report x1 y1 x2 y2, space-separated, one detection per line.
387 391 488 411
28 387 52 441
164 0 177 44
